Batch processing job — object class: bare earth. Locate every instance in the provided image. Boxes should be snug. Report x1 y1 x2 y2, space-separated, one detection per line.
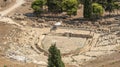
0 0 25 16
0 0 120 67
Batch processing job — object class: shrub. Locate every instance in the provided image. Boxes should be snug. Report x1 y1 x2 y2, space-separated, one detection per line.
92 3 104 18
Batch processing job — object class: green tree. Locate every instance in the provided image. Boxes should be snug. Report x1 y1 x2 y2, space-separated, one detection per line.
105 0 115 15
78 0 84 4
48 43 65 67
31 0 47 14
62 0 79 16
83 0 93 19
4 65 7 67
47 0 63 13
92 3 104 18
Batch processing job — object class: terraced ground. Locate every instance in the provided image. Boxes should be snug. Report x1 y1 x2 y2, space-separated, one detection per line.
0 0 15 11
0 15 120 67
1 21 119 67
0 0 120 67
0 16 119 67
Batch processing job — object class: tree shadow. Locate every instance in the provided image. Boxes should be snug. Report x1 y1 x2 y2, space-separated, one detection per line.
64 14 120 24
24 12 69 21
102 14 120 19
24 12 120 25
24 12 36 17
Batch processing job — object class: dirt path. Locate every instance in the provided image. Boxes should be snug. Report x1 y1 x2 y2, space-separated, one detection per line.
0 0 25 26
0 0 25 16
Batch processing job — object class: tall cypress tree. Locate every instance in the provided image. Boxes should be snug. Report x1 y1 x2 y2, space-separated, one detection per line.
48 43 65 67
106 0 114 14
83 0 93 19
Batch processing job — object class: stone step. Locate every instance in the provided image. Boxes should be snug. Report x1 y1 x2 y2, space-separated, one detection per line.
84 50 115 57
72 54 94 63
91 44 119 51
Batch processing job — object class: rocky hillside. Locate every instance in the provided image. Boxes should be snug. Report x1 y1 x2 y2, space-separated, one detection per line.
0 0 15 10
